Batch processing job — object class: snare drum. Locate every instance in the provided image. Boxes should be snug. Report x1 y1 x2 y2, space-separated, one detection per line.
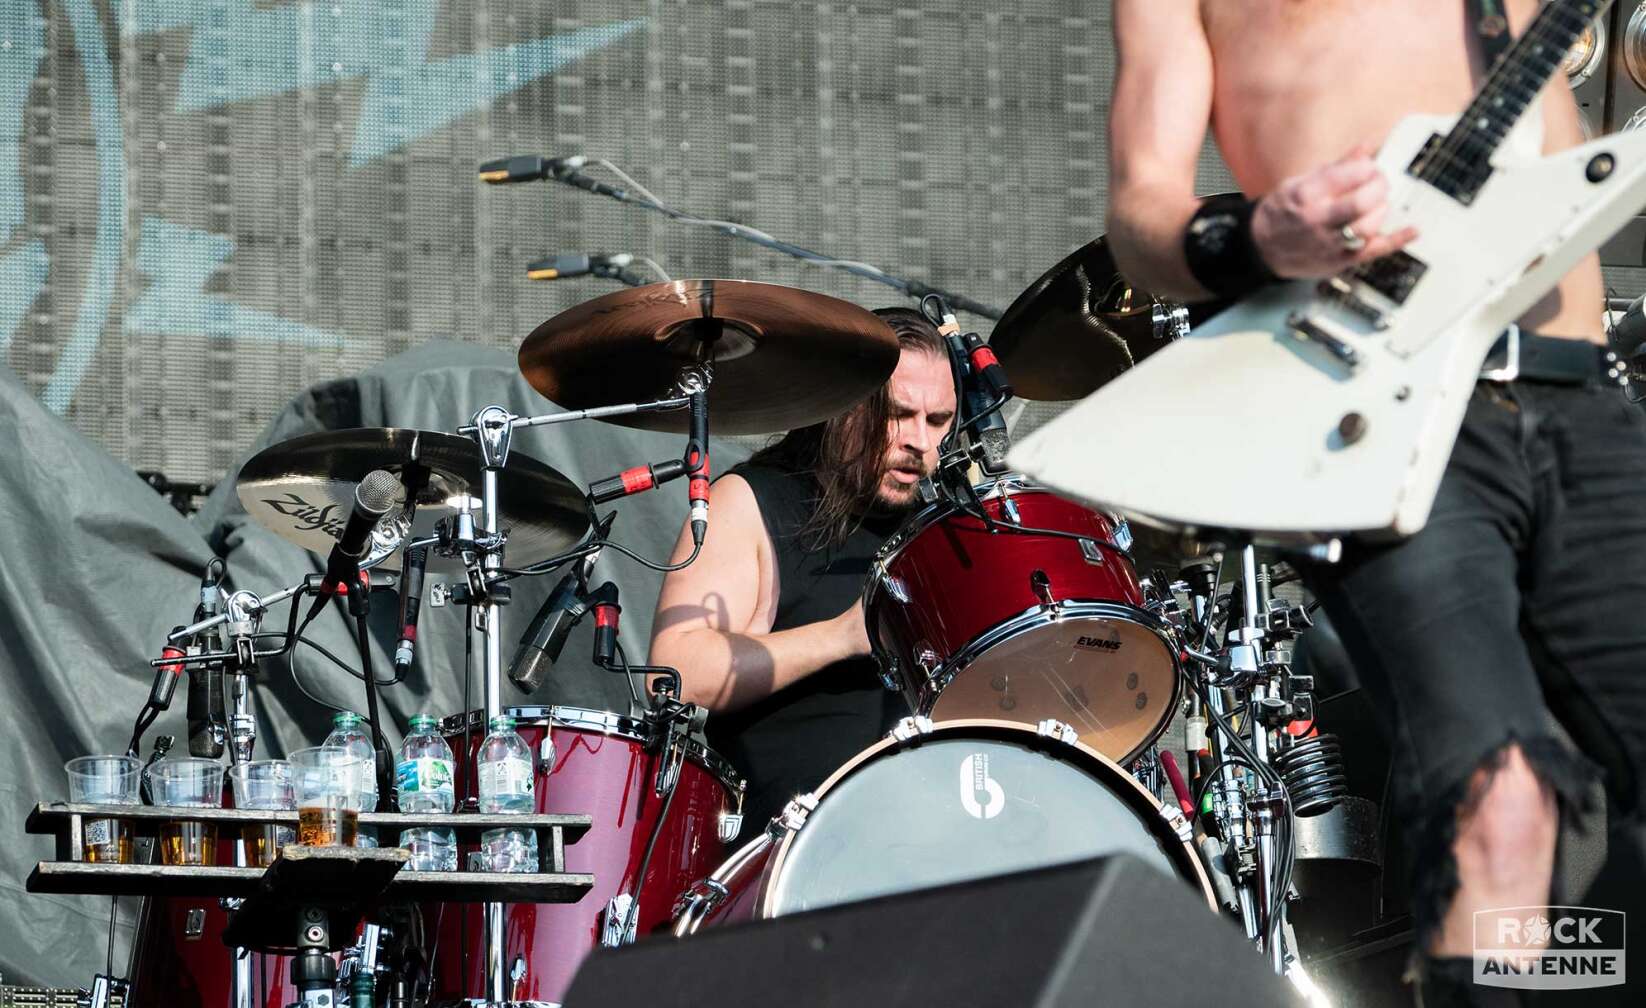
866 478 1180 763
427 705 743 1005
674 718 1212 933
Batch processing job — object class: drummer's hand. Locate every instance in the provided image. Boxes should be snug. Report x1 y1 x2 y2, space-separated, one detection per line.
830 600 873 660
1250 144 1418 279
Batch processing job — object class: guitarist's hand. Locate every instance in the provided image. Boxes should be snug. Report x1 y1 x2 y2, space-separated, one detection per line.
1251 144 1420 279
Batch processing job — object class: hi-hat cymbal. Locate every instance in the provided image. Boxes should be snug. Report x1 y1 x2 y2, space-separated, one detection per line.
989 236 1228 402
518 279 902 434
237 428 589 569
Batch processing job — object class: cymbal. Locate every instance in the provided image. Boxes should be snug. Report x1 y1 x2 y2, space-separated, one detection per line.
518 279 902 434
989 235 1228 402
237 428 589 569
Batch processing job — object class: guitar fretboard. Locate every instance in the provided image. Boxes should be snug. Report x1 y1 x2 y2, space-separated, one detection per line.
1410 0 1608 202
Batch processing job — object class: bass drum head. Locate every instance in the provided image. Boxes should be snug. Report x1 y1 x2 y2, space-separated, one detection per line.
762 720 1209 917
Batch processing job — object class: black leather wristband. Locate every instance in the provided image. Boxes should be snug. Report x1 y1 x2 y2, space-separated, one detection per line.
1183 193 1280 298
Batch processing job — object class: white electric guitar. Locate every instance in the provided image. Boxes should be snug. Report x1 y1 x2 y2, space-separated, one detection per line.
1011 0 1645 544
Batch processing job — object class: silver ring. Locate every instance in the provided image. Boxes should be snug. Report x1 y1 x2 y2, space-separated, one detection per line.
1340 224 1365 252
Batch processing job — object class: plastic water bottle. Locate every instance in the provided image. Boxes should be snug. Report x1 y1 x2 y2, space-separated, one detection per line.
325 711 379 848
476 715 537 872
396 714 456 871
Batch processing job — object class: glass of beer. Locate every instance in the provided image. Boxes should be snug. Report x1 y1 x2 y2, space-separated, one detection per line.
149 757 225 866
228 760 295 867
65 755 142 863
291 746 366 847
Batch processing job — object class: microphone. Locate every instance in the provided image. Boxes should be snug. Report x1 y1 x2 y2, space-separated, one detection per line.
526 252 632 280
589 583 621 669
507 570 590 693
686 388 710 547
392 546 429 680
588 458 687 504
477 153 587 184
147 631 189 712
318 469 401 597
961 332 1012 475
186 564 226 758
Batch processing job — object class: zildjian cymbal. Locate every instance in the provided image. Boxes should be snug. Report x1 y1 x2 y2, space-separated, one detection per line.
518 279 902 434
988 234 1230 402
236 428 589 569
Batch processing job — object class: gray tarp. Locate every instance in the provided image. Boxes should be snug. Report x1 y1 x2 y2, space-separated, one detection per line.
0 341 751 986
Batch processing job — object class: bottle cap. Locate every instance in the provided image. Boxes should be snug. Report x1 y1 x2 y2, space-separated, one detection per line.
487 715 516 733
333 711 362 728
408 714 438 732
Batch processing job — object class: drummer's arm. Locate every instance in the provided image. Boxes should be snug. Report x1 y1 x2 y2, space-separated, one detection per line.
1105 0 1216 301
648 474 870 713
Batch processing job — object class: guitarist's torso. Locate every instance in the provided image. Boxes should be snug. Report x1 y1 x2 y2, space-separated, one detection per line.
1198 0 1604 341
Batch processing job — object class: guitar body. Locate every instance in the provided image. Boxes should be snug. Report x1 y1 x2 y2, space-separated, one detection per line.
1009 115 1646 542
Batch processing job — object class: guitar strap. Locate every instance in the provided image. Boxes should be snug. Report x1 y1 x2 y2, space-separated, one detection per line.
1466 0 1515 70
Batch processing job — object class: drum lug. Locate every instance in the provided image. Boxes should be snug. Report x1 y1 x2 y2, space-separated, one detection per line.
1078 538 1106 566
1112 517 1134 552
601 892 637 947
1034 719 1079 745
672 877 731 922
1158 800 1195 843
538 736 555 770
1001 492 1021 525
875 655 904 692
718 812 744 844
881 572 910 604
777 792 819 833
889 715 935 743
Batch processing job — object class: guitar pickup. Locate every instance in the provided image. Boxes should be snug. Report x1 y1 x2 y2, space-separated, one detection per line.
1285 311 1360 369
1317 277 1390 330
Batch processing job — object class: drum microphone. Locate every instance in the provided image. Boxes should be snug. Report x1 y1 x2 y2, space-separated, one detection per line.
478 153 587 183
316 470 401 596
507 518 611 693
526 252 648 288
686 387 710 547
392 545 429 680
186 563 226 758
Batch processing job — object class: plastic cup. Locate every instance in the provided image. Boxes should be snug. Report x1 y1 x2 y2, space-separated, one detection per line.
65 755 142 863
228 760 295 867
149 757 225 866
291 746 367 847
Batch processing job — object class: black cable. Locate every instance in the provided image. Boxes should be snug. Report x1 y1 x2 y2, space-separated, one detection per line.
616 639 642 709
356 611 391 806
501 525 702 582
106 895 117 976
625 713 683 942
586 536 702 574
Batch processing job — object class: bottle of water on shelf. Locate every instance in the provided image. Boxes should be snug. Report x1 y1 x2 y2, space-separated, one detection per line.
396 714 456 871
476 715 537 872
325 711 379 848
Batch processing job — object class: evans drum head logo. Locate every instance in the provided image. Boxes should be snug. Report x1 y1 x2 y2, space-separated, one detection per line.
959 753 1004 820
1074 636 1122 652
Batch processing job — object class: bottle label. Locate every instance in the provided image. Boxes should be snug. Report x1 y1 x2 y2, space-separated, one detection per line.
478 759 534 800
86 818 113 845
396 757 454 796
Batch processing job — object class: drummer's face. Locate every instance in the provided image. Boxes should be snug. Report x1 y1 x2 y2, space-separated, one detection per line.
878 348 956 509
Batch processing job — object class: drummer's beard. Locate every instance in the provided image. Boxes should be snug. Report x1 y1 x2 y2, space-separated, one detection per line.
873 452 929 511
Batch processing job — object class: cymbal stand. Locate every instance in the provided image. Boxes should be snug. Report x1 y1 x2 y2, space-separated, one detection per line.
453 377 708 1005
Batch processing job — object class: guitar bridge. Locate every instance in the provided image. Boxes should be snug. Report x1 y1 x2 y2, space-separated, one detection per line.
1316 277 1390 330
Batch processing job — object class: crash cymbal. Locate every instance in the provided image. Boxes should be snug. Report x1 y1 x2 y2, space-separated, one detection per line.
519 279 901 435
237 428 589 569
989 234 1229 402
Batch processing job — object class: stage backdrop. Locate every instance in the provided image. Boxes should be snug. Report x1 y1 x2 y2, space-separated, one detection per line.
0 0 1249 484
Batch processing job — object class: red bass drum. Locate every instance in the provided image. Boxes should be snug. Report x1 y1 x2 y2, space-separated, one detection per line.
427 705 743 1005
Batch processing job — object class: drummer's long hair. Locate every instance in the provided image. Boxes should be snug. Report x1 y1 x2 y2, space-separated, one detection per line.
749 306 947 551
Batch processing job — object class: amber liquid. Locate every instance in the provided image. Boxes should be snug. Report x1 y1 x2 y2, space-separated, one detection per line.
297 805 358 847
160 821 217 866
82 817 132 864
240 823 296 867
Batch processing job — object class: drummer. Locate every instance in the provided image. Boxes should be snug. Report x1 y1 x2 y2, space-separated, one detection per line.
649 307 955 843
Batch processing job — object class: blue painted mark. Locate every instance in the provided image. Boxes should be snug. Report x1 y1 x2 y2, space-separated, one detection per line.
128 2 644 166
126 218 343 349
0 238 47 357
42 0 122 414
0 4 44 243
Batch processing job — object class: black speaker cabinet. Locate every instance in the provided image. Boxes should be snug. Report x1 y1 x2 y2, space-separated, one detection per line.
564 854 1298 1008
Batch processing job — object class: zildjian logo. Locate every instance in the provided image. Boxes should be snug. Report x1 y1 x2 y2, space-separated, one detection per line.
262 494 344 538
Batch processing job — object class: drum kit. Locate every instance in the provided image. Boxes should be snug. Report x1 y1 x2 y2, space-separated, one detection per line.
40 240 1366 1008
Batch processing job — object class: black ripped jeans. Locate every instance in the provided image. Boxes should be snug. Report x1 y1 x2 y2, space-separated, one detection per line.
1301 379 1646 949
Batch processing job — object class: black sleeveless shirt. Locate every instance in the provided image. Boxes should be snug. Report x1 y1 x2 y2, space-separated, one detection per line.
708 461 906 845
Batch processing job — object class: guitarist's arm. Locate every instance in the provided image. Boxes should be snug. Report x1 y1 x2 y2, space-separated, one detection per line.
1107 0 1417 302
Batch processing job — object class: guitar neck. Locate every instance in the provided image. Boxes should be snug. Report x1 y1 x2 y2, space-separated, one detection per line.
1410 0 1610 201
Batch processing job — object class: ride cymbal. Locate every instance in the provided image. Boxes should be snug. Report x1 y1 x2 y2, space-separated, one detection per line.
518 279 901 434
990 236 1228 402
237 428 589 569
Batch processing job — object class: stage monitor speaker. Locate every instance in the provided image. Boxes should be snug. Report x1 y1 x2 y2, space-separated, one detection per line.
563 853 1299 1008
